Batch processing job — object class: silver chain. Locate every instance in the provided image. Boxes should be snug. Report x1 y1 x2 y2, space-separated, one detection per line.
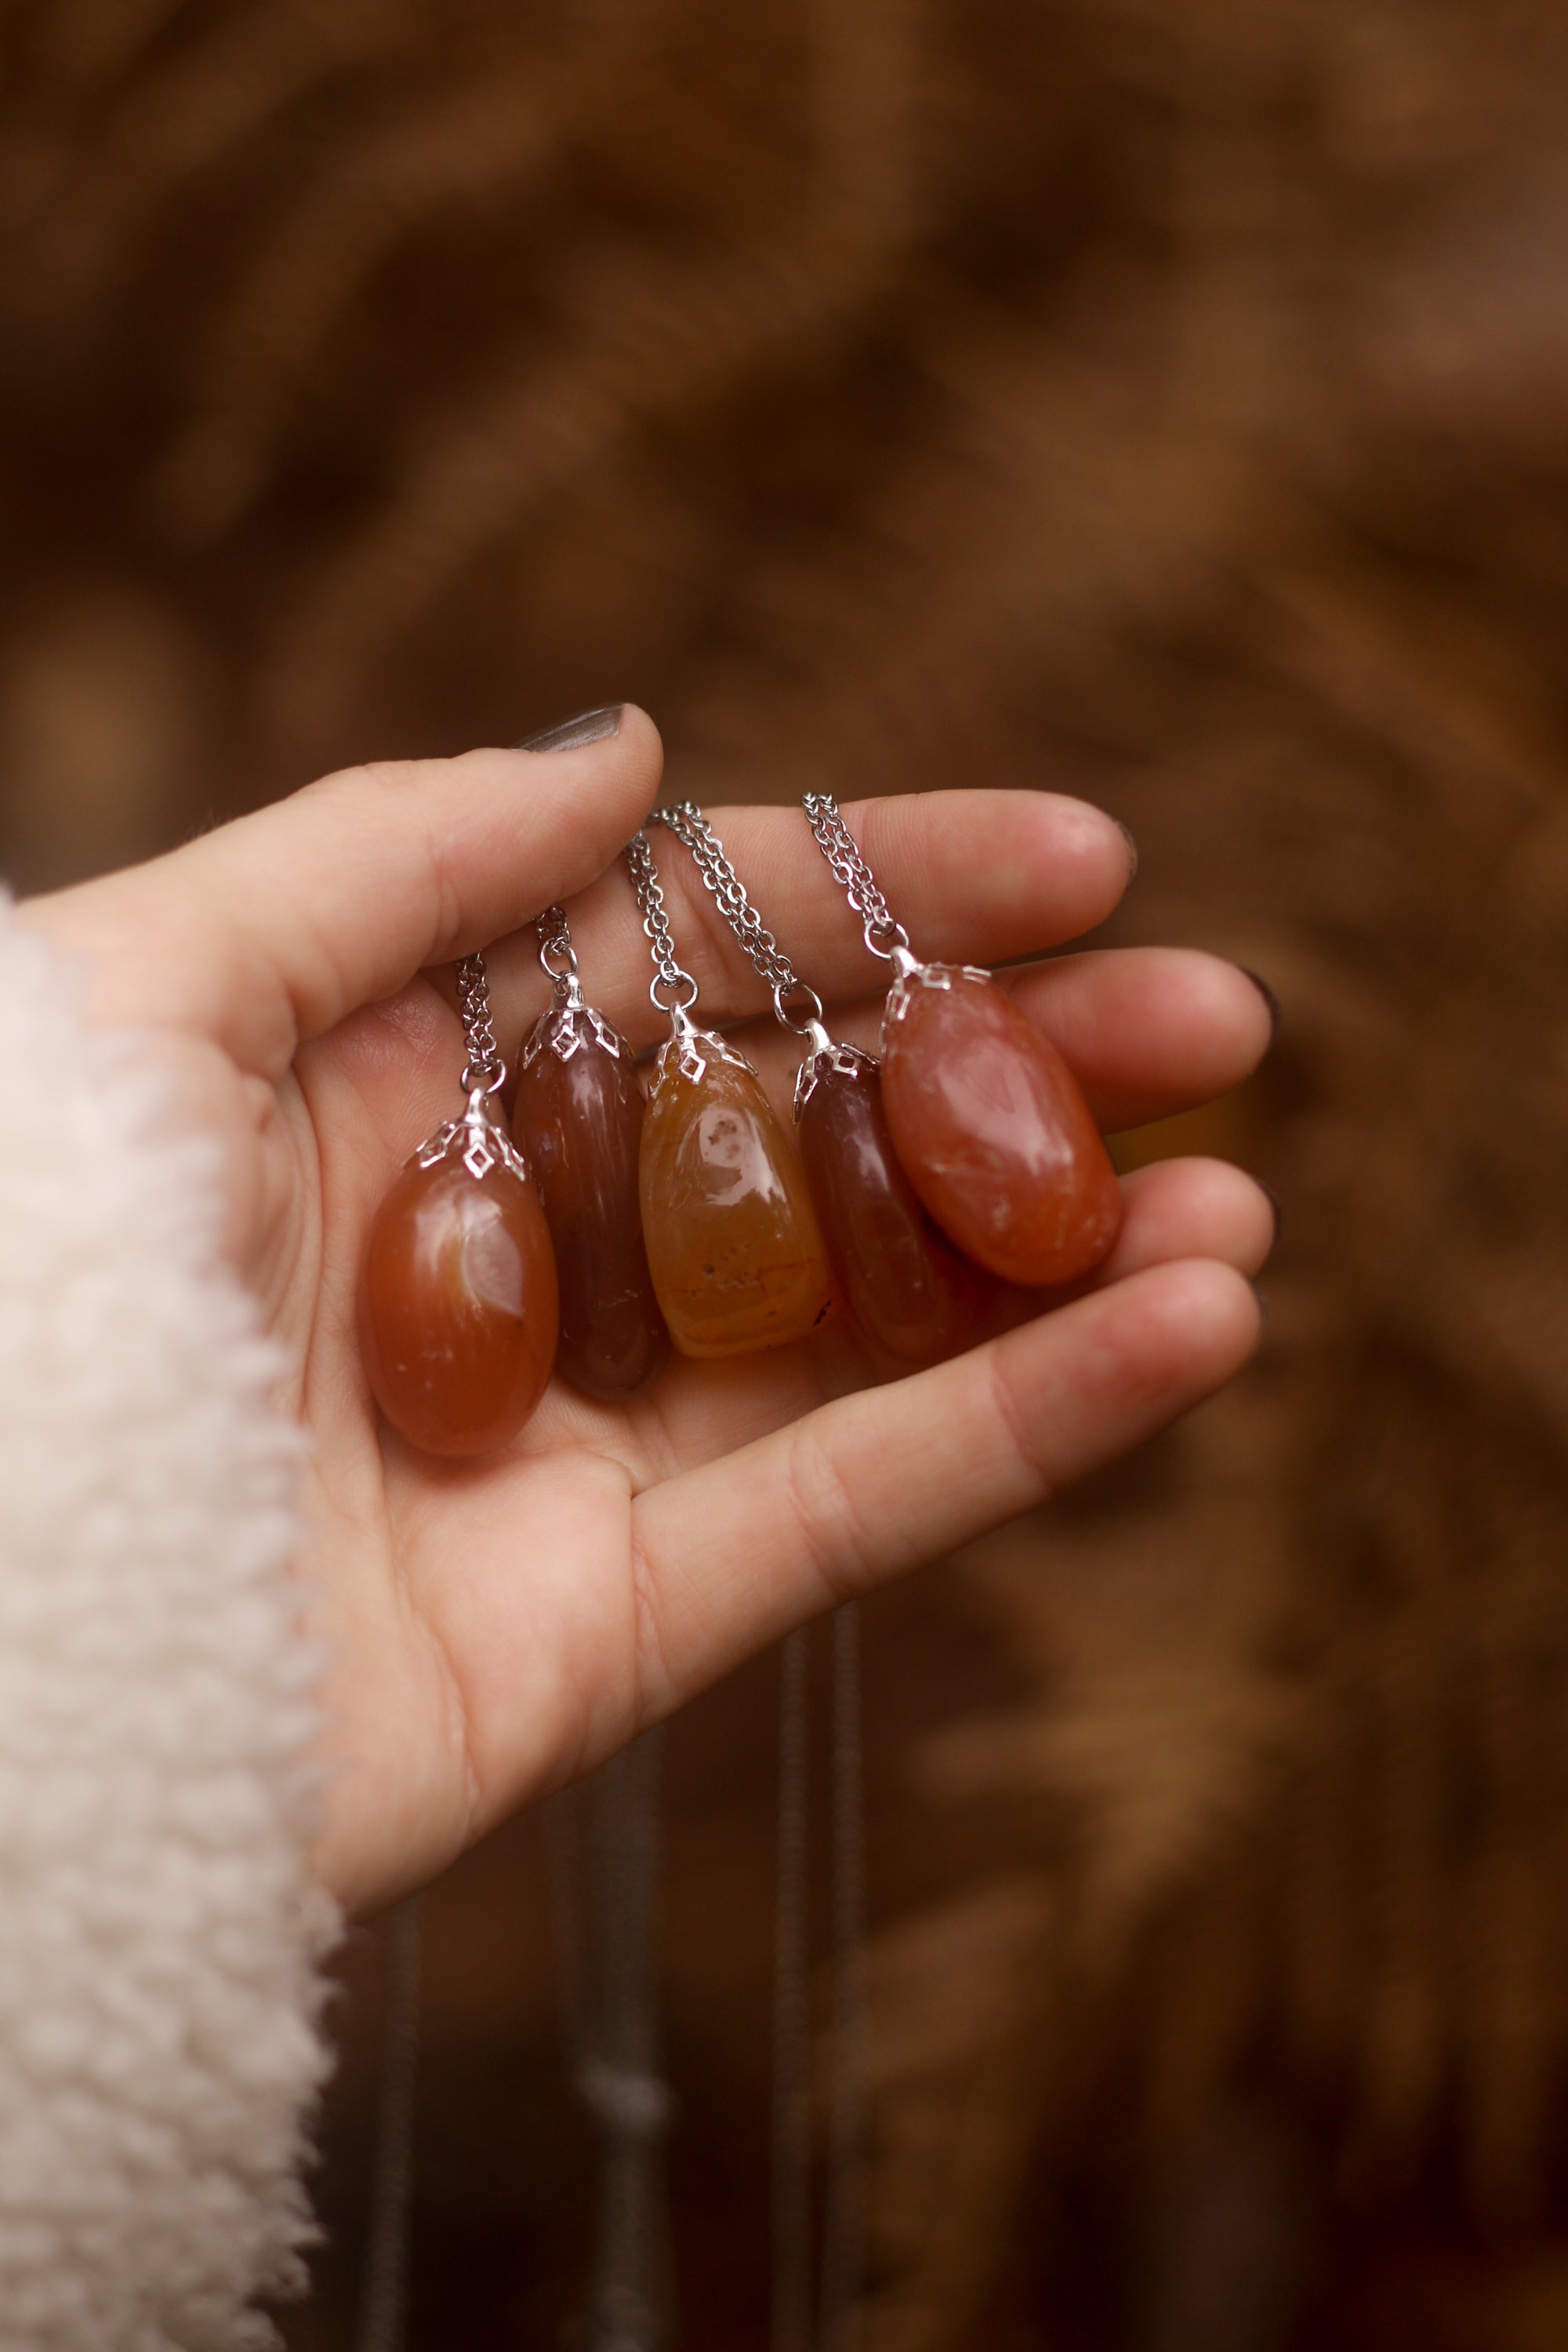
524 903 624 1067
648 800 832 1040
535 902 581 991
454 952 505 1094
800 795 915 970
651 804 829 1041
624 831 700 1015
407 947 528 1181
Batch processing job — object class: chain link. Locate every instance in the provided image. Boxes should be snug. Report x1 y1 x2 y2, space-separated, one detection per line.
651 803 799 996
535 902 580 989
454 952 505 1093
800 793 913 965
624 830 700 1014
651 803 829 1038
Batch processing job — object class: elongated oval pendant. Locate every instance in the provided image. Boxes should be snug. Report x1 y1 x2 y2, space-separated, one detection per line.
880 966 1121 1287
359 1150 559 1457
514 1004 666 1399
797 1046 974 1365
639 1032 833 1358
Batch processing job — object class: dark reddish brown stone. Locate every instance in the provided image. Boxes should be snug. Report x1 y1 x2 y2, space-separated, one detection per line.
880 967 1122 1287
513 1024 666 1399
798 1051 975 1366
358 1152 559 1457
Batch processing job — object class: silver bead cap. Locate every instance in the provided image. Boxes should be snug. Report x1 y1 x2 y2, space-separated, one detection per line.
410 1089 531 1184
881 959 993 1047
651 1019 757 1093
793 1039 876 1121
521 993 626 1072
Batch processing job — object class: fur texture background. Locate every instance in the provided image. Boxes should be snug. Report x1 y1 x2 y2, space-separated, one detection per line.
0 901 332 2350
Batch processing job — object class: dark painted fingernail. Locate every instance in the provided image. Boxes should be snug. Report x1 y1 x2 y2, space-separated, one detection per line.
1116 819 1138 884
1240 966 1280 1044
1258 1178 1282 1250
516 705 623 753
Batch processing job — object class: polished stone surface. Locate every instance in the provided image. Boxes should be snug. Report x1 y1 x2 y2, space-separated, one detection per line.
882 967 1122 1286
359 1153 559 1456
799 1051 974 1364
514 1025 666 1399
639 1046 833 1357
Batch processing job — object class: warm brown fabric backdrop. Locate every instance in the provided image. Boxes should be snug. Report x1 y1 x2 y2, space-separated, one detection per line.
5 2 1568 2344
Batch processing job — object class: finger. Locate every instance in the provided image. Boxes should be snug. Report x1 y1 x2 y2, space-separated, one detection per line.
1007 948 1276 1131
477 788 1134 1048
629 1259 1260 1718
1087 1157 1277 1284
24 708 663 1077
727 945 1274 1134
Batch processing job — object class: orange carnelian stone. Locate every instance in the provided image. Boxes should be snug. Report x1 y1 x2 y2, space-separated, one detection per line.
514 1026 666 1400
359 1152 559 1457
880 967 1122 1287
639 1046 833 1357
798 1052 974 1366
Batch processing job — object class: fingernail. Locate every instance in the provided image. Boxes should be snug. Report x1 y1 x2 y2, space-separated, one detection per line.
1240 965 1280 1044
517 705 623 753
1116 819 1138 884
1253 1283 1269 1328
1258 1178 1282 1250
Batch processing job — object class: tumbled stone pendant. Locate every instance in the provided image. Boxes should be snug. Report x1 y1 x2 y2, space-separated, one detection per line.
645 797 974 1368
801 792 1123 1289
358 954 559 1457
795 1041 975 1366
880 961 1122 1287
624 827 833 1359
641 1018 833 1359
513 908 667 1400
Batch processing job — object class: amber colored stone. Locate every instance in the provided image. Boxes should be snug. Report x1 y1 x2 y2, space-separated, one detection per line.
513 1023 666 1399
639 1041 833 1357
358 1152 559 1457
798 1052 975 1365
880 967 1122 1287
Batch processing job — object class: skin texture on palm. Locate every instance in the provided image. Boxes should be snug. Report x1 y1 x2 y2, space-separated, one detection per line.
24 710 1273 1913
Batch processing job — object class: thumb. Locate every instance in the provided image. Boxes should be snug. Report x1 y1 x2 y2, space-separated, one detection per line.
25 705 662 1077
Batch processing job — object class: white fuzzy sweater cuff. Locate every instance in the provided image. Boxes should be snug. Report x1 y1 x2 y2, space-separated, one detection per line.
0 899 334 2349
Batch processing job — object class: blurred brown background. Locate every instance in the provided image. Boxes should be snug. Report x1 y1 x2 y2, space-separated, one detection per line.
5 1 1568 2344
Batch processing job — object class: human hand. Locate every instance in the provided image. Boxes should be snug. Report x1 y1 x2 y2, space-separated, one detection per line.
25 709 1273 1913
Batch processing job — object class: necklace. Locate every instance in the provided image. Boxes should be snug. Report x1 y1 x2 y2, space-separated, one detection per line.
803 793 1123 1287
358 949 559 1454
650 800 973 1367
623 826 833 1358
513 903 668 1399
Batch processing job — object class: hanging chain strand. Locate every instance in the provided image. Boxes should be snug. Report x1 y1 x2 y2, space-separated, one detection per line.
819 1604 867 2352
354 1895 423 2352
454 952 505 1093
414 947 528 1179
651 804 828 1040
652 804 797 992
624 831 699 1014
772 1631 813 2352
535 902 581 993
522 904 625 1069
800 795 916 971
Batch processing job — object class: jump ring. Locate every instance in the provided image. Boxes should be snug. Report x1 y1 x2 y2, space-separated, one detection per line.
772 978 826 1036
864 914 912 960
650 967 700 1014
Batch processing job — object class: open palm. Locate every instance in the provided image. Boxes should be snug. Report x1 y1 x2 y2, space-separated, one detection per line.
27 710 1272 1914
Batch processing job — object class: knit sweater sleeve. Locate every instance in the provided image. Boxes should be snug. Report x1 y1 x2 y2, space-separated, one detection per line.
0 899 336 2350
